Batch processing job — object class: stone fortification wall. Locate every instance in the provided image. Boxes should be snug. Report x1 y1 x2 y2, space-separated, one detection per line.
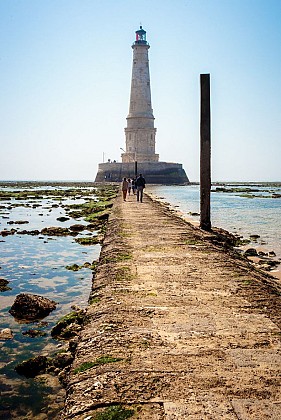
95 161 189 184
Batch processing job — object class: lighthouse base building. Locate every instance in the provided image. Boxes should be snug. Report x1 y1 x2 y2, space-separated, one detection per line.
95 161 188 184
95 26 189 184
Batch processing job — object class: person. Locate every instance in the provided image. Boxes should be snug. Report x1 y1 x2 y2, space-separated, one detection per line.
127 178 132 196
121 177 129 201
132 177 136 195
135 173 146 202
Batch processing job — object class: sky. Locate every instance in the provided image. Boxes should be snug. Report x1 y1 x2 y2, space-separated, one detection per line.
0 0 280 182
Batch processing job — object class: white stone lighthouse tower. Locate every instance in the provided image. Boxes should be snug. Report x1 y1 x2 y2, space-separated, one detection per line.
121 26 159 163
94 26 189 184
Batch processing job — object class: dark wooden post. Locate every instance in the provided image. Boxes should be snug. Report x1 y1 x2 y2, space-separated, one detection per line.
135 160 138 177
200 74 211 231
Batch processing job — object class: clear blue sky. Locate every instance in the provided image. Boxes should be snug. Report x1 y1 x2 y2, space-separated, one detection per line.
0 0 280 182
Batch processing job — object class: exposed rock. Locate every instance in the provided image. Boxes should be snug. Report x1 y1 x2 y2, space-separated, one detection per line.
69 224 86 232
74 236 101 245
9 293 57 321
56 216 70 222
15 355 49 378
258 259 280 268
17 229 40 235
14 350 73 379
269 251 276 257
0 278 11 292
97 212 109 221
1 229 16 237
22 329 47 337
65 264 80 271
51 310 86 340
41 226 70 236
250 234 260 240
7 220 29 225
0 328 13 340
87 220 105 230
244 248 258 257
51 351 74 370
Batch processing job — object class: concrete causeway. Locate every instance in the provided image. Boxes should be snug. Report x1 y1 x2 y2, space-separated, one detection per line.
62 192 281 419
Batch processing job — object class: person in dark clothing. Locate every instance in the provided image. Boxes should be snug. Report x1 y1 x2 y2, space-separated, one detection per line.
132 178 136 195
135 173 146 202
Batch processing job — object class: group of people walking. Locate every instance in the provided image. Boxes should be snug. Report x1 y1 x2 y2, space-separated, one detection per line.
121 174 146 203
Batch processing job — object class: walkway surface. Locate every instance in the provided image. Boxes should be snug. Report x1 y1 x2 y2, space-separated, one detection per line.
62 192 281 419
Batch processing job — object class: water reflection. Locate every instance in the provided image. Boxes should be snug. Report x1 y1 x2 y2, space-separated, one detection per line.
0 183 102 418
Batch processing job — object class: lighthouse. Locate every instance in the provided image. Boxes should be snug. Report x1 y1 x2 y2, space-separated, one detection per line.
122 26 159 164
95 26 189 184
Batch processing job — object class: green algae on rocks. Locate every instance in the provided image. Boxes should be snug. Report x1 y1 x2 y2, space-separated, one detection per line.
94 405 135 420
51 310 87 340
73 356 123 374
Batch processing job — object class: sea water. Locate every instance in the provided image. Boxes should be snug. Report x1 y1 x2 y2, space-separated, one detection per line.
0 184 100 418
146 183 281 265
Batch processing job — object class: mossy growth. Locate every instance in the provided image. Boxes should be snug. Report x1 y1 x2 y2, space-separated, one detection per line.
89 296 100 305
85 211 109 222
101 252 132 265
114 266 134 282
65 264 80 271
75 236 100 245
66 197 113 220
118 252 132 261
66 261 97 271
73 355 123 374
242 279 252 285
184 239 200 245
94 405 135 420
51 310 86 339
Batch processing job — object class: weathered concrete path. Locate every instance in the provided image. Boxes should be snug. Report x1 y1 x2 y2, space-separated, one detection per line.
62 193 281 419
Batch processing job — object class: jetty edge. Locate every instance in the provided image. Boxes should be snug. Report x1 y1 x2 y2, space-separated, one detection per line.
61 191 281 419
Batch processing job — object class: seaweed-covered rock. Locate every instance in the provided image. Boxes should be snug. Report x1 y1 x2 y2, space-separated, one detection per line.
15 355 49 378
244 248 258 257
17 229 40 235
22 329 47 337
0 278 11 292
69 224 86 232
0 229 17 237
9 293 57 321
51 310 86 340
52 351 74 369
87 220 105 230
41 226 70 236
74 236 101 245
97 212 109 221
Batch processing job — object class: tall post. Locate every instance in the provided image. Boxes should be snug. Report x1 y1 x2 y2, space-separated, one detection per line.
200 74 211 231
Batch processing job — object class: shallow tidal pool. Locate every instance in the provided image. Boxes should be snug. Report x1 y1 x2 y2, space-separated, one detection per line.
0 182 109 419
